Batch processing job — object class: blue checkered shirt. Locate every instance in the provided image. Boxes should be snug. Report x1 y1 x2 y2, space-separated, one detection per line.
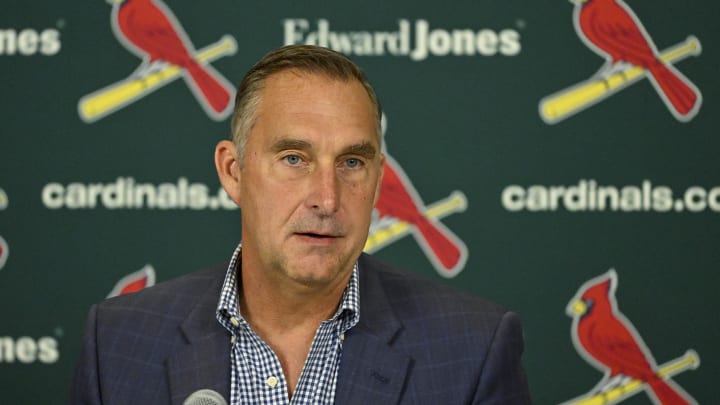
216 244 360 404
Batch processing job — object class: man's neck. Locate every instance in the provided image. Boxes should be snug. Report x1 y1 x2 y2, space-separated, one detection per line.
237 245 354 331
239 272 349 334
237 262 353 398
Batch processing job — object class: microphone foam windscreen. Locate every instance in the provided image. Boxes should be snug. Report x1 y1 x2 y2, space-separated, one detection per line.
183 389 228 405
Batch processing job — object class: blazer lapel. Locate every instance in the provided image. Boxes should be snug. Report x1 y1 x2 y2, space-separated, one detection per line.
166 268 232 405
335 254 411 404
162 256 412 404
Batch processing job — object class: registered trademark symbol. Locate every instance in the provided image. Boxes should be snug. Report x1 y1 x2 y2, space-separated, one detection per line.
516 19 526 30
56 19 66 29
54 327 64 338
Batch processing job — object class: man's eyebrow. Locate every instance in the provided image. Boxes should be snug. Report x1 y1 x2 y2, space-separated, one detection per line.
343 142 377 159
270 139 312 152
271 139 378 159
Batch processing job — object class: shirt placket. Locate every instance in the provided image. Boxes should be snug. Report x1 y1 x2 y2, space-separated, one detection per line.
234 318 290 404
217 246 360 405
291 317 345 404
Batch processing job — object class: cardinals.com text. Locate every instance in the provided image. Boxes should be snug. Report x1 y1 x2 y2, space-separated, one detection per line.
41 177 237 210
502 179 720 213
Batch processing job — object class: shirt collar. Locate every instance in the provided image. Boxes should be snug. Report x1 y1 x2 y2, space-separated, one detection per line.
216 243 360 334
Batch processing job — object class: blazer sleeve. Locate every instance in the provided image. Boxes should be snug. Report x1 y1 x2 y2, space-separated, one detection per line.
473 311 532 404
69 304 103 405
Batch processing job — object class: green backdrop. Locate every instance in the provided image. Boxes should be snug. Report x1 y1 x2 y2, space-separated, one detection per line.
2 0 718 403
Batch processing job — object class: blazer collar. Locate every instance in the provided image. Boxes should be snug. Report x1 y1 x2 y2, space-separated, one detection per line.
167 265 232 405
164 255 412 404
335 253 411 404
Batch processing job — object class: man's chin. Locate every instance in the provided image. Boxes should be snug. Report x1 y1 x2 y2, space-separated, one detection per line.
285 258 353 287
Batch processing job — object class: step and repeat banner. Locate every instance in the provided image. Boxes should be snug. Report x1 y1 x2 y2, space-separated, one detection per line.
2 0 718 403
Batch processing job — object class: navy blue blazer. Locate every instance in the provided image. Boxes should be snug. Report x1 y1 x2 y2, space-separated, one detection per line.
70 253 531 404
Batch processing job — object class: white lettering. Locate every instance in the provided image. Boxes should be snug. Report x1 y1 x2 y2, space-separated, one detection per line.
427 29 452 56
65 183 86 209
38 337 59 363
501 180 720 213
620 186 642 211
15 337 37 363
41 177 236 210
283 19 309 46
597 186 619 210
0 28 61 56
476 29 498 56
563 181 586 211
652 186 673 212
283 18 522 61
709 187 720 212
41 183 64 209
526 185 547 211
499 29 521 55
188 183 209 210
156 183 178 209
685 186 706 212
396 20 411 55
18 29 39 55
452 29 475 55
411 19 429 61
0 29 18 54
0 336 59 364
501 185 524 211
40 29 61 55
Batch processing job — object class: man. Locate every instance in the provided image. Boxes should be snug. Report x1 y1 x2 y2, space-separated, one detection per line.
71 45 531 404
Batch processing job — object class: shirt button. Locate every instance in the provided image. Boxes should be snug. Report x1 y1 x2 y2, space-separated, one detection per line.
230 317 240 327
340 333 345 341
266 376 279 387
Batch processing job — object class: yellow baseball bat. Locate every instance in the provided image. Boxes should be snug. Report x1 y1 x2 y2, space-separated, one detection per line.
540 36 701 124
78 35 237 123
364 190 468 252
560 350 700 405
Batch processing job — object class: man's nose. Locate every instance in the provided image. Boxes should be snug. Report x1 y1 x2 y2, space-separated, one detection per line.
307 164 340 215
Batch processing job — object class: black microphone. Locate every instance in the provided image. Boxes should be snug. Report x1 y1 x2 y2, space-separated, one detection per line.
183 389 228 405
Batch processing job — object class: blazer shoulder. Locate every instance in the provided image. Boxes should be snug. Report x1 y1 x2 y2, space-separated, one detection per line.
358 253 507 320
350 254 530 404
72 264 232 404
96 263 228 321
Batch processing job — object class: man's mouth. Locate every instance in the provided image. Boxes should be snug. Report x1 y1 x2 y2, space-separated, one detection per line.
295 232 338 239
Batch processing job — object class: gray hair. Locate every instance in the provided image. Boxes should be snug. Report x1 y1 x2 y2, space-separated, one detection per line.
230 45 382 166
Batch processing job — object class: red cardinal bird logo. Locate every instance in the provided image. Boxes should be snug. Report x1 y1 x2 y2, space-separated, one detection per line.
366 115 468 277
110 0 234 118
373 154 468 277
107 264 156 298
539 1 702 124
78 0 237 123
573 0 701 121
565 270 698 405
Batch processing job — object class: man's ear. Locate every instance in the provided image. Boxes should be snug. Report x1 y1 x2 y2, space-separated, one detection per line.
215 140 242 206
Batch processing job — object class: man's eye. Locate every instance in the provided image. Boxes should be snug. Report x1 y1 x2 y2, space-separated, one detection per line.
284 155 302 165
345 158 362 169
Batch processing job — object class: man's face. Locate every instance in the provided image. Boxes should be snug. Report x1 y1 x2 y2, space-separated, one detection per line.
238 70 383 289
